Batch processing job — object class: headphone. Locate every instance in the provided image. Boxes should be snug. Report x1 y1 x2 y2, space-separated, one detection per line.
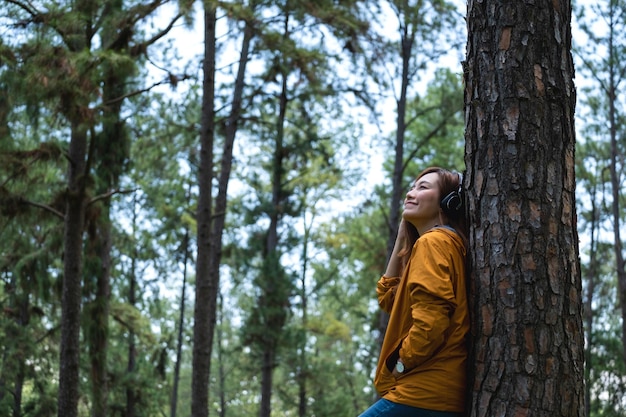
440 172 464 217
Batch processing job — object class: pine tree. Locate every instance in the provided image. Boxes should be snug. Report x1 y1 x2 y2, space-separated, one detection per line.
574 2 626 413
464 0 585 414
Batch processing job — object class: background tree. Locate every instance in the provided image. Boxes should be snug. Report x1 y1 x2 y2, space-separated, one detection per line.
237 18 358 417
464 0 585 415
190 2 218 417
191 1 256 416
348 0 464 345
1 1 192 416
574 2 626 414
5 0 624 415
122 84 203 417
576 137 626 415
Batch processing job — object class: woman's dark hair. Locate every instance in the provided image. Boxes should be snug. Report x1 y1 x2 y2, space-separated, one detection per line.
397 167 469 268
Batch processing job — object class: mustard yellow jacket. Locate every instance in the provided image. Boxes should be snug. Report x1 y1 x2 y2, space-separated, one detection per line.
374 226 469 413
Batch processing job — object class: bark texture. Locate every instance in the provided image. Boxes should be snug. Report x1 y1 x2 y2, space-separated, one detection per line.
464 0 585 415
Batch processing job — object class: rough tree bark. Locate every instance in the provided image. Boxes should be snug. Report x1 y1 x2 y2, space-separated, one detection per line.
464 0 585 415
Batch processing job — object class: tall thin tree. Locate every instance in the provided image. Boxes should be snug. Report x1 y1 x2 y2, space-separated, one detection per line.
191 3 217 416
575 0 626 364
191 1 252 416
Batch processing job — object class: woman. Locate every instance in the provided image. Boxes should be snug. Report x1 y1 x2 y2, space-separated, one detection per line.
360 167 469 417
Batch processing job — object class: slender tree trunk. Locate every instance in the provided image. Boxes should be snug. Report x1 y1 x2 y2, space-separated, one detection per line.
126 195 139 417
583 189 599 417
217 293 226 417
607 0 626 367
192 2 252 414
608 70 626 364
257 21 291 415
88 210 112 417
464 0 585 415
0 85 8 139
259 348 276 417
12 363 24 417
378 7 416 352
89 6 133 412
388 21 413 256
192 2 251 415
191 4 217 417
58 123 88 417
12 295 29 417
171 228 189 417
298 217 310 417
126 266 137 417
0 353 6 413
57 8 93 416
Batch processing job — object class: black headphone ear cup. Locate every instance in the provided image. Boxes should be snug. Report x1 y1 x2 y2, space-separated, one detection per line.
440 190 463 216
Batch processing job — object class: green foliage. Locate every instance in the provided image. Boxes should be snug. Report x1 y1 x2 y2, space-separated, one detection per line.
1 0 613 416
402 67 465 173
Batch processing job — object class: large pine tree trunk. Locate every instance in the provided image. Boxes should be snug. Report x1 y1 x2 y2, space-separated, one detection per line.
464 0 585 415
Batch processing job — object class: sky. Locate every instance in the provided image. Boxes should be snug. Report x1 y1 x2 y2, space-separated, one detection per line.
147 0 599 212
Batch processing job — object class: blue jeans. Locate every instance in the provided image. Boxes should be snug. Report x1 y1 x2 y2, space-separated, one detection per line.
358 399 463 417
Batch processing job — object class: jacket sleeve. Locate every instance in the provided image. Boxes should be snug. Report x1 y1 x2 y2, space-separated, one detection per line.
399 234 458 369
377 275 401 313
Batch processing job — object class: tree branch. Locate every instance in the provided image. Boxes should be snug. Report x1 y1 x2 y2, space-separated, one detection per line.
402 112 458 175
102 75 193 106
131 12 186 56
87 188 137 206
5 0 39 20
19 198 65 219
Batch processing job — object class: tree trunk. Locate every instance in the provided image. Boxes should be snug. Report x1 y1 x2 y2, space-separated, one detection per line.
378 1 415 357
57 123 88 417
126 261 137 417
259 348 276 417
256 19 293 414
464 0 585 415
88 210 112 417
608 64 626 365
12 362 24 417
191 2 251 415
126 195 139 417
170 228 189 417
191 5 217 417
217 293 227 417
298 218 311 417
88 3 133 412
583 188 599 417
11 294 29 417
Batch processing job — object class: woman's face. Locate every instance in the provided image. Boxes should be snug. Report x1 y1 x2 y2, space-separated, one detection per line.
403 172 442 231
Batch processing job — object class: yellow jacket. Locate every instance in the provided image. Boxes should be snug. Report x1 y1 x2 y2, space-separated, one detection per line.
374 226 468 413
